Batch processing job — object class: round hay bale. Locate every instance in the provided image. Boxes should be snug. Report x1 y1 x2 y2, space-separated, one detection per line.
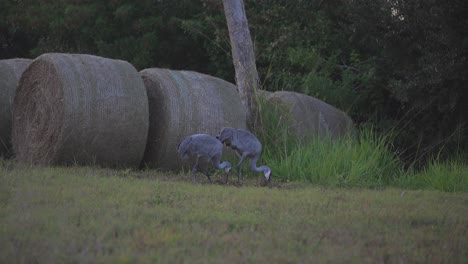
265 91 354 140
0 58 32 158
140 68 247 170
12 53 149 167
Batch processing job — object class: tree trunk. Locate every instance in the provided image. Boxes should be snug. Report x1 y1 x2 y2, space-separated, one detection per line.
223 0 262 131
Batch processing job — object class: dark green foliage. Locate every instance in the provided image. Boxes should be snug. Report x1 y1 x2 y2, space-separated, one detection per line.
203 0 468 165
1 0 467 165
1 0 210 70
378 0 468 165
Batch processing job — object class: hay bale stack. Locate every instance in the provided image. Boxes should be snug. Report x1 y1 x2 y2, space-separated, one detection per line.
140 68 247 170
0 58 32 158
265 91 354 140
12 53 148 167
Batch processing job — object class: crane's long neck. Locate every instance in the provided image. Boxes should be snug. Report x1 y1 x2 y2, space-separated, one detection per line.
249 157 271 180
249 157 266 173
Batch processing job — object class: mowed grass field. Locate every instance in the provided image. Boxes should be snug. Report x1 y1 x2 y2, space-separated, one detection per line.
1 165 467 263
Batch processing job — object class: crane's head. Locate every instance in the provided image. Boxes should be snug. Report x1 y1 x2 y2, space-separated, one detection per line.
222 161 232 173
264 167 272 181
216 127 235 146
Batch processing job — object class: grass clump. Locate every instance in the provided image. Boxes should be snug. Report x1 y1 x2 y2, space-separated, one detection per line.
397 158 468 192
257 97 468 192
258 99 402 188
265 130 402 188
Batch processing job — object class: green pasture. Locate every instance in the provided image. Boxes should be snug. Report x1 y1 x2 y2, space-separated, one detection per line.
1 165 466 263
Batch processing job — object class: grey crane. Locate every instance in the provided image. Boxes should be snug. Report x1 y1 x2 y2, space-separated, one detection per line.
217 127 271 184
177 133 232 183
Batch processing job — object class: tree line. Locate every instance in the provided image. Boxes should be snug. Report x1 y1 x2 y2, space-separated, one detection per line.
1 0 467 166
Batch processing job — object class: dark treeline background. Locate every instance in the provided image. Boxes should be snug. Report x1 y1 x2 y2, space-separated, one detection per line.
1 0 467 166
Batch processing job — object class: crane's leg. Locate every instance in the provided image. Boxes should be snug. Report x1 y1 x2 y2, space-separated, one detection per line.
236 152 249 184
212 157 229 184
192 156 200 183
206 174 213 184
204 162 213 184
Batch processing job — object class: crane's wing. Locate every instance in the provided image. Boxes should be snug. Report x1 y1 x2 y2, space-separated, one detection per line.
177 136 193 159
234 129 262 153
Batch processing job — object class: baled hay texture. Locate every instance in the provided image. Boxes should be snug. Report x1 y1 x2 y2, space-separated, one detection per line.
140 68 247 170
0 59 32 158
12 53 149 167
266 91 354 140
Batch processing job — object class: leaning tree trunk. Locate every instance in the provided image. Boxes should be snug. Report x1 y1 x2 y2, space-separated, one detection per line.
223 0 262 131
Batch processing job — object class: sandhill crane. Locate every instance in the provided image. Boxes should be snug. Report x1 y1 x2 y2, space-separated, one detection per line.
217 127 271 184
177 134 232 183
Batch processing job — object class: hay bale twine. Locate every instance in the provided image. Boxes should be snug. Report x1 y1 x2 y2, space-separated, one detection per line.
12 53 148 167
265 91 354 140
0 58 32 158
140 68 247 170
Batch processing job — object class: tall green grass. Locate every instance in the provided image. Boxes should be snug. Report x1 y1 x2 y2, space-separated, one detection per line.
397 158 468 192
257 98 467 191
264 130 402 188
258 98 402 187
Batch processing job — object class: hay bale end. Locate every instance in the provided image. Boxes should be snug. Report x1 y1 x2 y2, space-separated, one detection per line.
12 53 148 167
0 58 32 158
265 91 354 140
